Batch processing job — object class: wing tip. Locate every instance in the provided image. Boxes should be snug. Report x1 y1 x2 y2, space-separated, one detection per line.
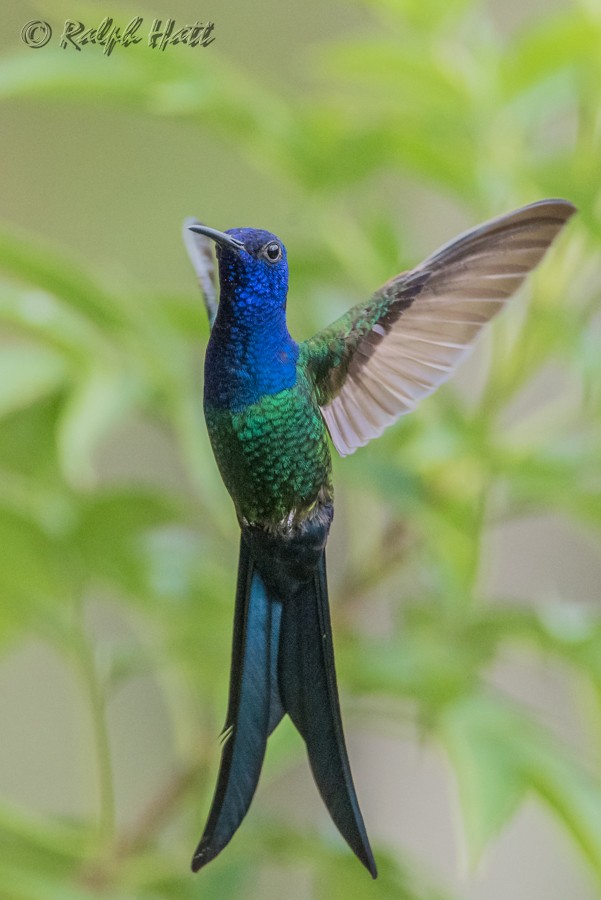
488 196 577 228
182 216 209 261
182 216 204 247
318 198 577 458
527 197 577 220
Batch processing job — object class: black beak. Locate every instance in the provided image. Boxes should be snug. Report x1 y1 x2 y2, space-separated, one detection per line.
188 223 244 251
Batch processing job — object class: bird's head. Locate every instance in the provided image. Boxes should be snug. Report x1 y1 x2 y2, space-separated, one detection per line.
188 224 289 312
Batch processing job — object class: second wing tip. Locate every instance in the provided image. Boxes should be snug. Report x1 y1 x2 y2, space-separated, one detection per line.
182 215 201 234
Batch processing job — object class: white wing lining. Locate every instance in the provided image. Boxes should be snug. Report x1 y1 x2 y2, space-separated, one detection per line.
321 200 576 456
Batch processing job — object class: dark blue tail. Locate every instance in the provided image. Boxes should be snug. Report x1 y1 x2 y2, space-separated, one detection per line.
278 552 376 877
191 524 376 878
191 536 283 871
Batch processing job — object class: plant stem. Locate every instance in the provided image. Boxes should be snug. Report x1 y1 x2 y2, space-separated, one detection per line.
114 762 205 859
73 619 115 852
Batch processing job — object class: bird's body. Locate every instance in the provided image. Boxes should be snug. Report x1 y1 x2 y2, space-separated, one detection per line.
182 200 576 877
202 228 332 529
204 355 332 528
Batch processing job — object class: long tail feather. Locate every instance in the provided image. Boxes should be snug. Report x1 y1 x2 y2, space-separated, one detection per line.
191 536 284 871
193 515 376 877
279 553 377 878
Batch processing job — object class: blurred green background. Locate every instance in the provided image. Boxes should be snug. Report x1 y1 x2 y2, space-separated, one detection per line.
0 0 600 897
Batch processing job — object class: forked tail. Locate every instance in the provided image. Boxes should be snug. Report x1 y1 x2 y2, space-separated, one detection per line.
191 524 376 878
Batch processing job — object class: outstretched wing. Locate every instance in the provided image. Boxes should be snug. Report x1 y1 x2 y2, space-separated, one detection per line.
303 199 576 456
182 217 219 328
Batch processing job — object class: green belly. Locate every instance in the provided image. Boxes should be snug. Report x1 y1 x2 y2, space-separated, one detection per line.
204 380 332 526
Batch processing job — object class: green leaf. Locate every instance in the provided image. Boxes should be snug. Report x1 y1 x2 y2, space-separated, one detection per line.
57 366 142 488
0 507 69 604
439 694 527 862
502 11 601 98
0 803 90 899
0 869 96 900
0 344 67 417
440 692 601 875
0 226 123 328
256 824 453 900
74 489 181 598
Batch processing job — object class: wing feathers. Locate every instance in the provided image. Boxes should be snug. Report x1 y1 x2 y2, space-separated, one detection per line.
182 217 218 328
318 199 576 455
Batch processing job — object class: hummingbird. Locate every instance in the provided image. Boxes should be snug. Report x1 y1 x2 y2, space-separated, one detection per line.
182 199 575 877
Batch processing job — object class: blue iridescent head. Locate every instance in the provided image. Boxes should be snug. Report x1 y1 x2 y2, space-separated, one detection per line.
188 224 289 313
189 223 297 407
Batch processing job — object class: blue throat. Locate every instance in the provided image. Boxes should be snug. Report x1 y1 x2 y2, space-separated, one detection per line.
204 285 299 411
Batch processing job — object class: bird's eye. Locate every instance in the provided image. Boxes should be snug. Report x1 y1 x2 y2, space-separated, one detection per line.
263 242 282 263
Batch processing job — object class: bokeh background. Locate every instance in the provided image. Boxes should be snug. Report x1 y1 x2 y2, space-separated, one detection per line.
0 0 600 897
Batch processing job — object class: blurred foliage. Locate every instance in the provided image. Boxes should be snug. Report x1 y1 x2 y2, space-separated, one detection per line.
0 0 601 897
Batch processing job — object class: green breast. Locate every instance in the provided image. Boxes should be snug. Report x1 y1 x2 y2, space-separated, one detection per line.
204 368 332 526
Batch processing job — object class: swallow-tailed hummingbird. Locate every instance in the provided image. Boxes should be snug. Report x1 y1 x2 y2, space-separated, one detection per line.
182 199 575 877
